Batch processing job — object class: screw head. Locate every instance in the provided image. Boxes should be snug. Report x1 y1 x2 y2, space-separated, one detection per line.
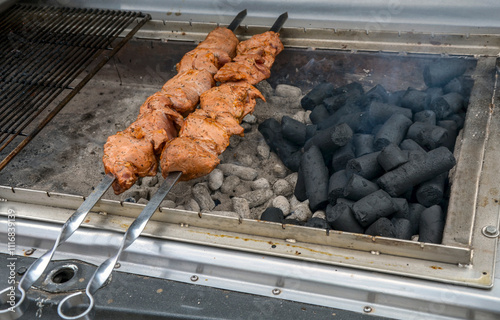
272 288 281 295
482 225 499 238
363 306 373 313
114 263 121 269
190 275 199 282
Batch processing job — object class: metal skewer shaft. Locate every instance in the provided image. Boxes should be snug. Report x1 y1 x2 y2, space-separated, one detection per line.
227 9 247 31
0 173 115 320
57 171 182 320
270 12 288 33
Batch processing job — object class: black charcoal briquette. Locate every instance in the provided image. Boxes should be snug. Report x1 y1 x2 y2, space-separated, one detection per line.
429 92 464 119
309 104 330 124
399 139 426 153
401 88 427 113
302 145 330 211
294 166 308 202
374 113 413 150
328 170 350 205
414 110 437 125
377 143 409 172
301 82 335 110
346 151 384 180
416 173 447 207
366 84 389 103
281 115 307 146
353 134 374 157
406 122 449 150
326 203 364 233
367 101 413 125
423 59 467 87
418 205 446 243
352 189 398 227
343 174 380 201
391 218 413 240
305 217 330 229
331 141 355 172
365 218 396 238
261 207 284 223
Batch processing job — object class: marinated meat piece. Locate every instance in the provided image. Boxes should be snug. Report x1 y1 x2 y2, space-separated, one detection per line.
214 31 284 85
161 69 215 115
160 137 220 181
200 82 265 121
194 109 244 136
103 132 157 194
126 109 178 153
139 92 184 128
176 27 238 74
179 112 230 154
196 27 239 58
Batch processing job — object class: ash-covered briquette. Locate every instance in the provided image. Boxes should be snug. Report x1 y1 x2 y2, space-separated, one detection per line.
406 122 449 150
377 143 409 172
423 59 467 87
367 101 412 125
374 113 413 150
326 202 364 233
416 172 447 207
352 134 374 157
258 118 301 171
352 189 398 227
281 115 307 146
377 147 456 197
301 145 329 212
327 169 350 205
331 141 355 172
346 151 384 180
418 205 446 243
414 110 437 125
429 92 465 119
301 82 335 110
343 174 379 201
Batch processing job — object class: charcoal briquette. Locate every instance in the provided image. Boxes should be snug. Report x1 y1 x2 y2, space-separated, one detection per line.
392 198 409 217
317 103 365 130
387 90 406 106
283 218 304 226
304 217 330 229
367 101 412 125
406 122 449 150
301 82 335 110
377 143 409 171
429 92 464 119
301 145 330 211
259 118 302 171
352 189 398 227
416 172 447 207
391 218 413 240
343 174 380 201
323 82 365 113
346 151 384 180
365 217 396 237
305 124 318 140
328 169 350 205
326 202 364 233
294 166 308 202
374 113 413 150
337 198 355 208
304 123 353 161
331 141 355 172
309 104 330 124
399 139 426 153
353 134 374 157
418 205 446 243
377 147 456 196
366 84 389 103
438 120 459 150
281 115 307 146
260 207 285 223
425 87 444 106
423 59 467 88
444 113 465 130
413 110 436 125
408 203 425 234
401 88 427 113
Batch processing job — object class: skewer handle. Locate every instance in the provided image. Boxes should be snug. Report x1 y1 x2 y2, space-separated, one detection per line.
57 171 182 320
0 173 114 320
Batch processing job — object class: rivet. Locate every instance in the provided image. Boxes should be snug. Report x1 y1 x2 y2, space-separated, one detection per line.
363 306 373 313
114 263 121 269
25 248 35 256
272 288 281 295
190 275 199 282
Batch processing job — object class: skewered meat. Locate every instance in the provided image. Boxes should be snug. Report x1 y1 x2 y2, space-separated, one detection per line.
103 27 240 194
160 82 266 180
214 31 284 85
176 27 239 74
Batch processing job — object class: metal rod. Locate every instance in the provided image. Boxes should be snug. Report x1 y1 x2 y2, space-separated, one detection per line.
0 173 115 320
227 9 247 32
57 172 182 320
270 12 288 33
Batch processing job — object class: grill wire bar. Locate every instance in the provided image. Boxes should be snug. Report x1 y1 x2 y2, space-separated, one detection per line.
0 4 151 171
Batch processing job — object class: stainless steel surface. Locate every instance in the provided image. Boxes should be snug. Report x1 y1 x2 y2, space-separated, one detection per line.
57 171 181 320
0 174 113 320
0 206 499 319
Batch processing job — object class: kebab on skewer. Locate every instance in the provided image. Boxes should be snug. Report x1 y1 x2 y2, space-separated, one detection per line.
160 18 286 181
102 17 245 194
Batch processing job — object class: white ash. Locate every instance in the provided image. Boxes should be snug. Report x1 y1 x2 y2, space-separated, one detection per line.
192 183 215 211
208 168 224 191
240 189 274 208
242 114 257 124
272 196 290 215
292 110 307 124
220 175 241 195
232 197 251 219
256 139 271 160
160 199 176 209
272 179 293 197
312 210 326 220
272 163 288 178
275 84 302 98
284 172 298 189
304 110 313 125
218 163 258 181
142 176 159 187
287 204 312 222
251 178 270 190
185 198 201 212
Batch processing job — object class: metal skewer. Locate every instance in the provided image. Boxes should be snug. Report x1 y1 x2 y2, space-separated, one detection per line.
57 171 182 320
0 173 115 320
270 12 288 33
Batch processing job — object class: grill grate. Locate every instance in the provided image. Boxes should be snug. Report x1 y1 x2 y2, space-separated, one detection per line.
0 4 150 171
